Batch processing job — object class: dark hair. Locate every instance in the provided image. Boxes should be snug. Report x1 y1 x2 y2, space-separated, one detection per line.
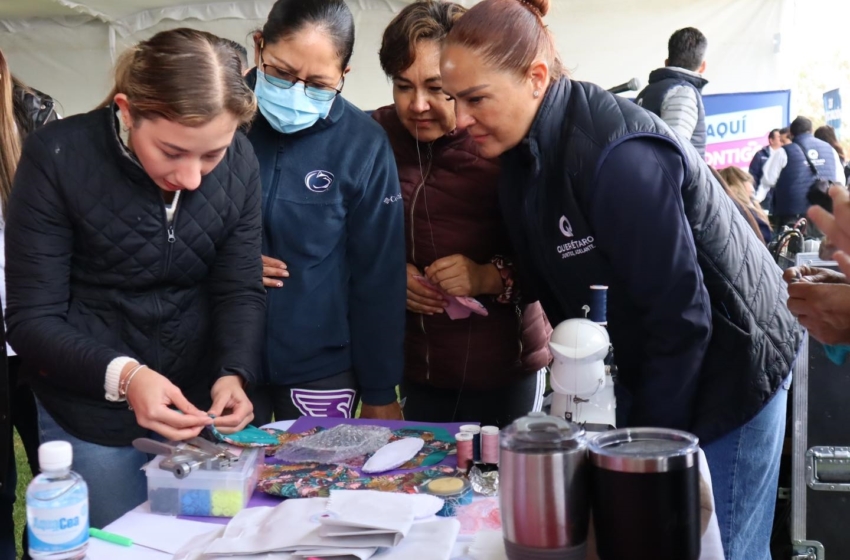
815 125 845 161
445 0 563 81
667 27 707 71
790 116 813 137
100 29 256 127
261 0 355 70
379 1 467 78
779 127 790 136
768 128 780 141
222 39 249 73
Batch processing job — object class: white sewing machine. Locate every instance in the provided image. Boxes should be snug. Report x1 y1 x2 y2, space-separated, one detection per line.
547 318 616 433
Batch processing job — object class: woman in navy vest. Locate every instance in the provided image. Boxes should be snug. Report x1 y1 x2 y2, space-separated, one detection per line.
440 1 800 559
247 0 406 422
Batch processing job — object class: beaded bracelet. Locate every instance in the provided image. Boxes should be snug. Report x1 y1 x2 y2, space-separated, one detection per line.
119 364 146 409
490 255 516 304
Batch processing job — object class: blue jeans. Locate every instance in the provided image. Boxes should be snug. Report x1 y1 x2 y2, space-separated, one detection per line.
35 401 150 528
703 375 791 560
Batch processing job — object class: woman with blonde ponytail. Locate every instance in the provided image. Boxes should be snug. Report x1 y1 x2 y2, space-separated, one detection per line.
5 28 265 529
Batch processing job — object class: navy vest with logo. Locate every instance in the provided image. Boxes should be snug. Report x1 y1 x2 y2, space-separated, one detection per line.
773 133 840 217
499 78 801 443
636 68 707 157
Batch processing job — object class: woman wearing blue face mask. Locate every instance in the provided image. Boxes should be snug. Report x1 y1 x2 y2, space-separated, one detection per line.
247 0 406 422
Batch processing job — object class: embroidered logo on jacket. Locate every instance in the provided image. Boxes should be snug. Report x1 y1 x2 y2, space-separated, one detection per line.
556 215 596 259
290 388 356 418
559 215 574 237
305 170 335 193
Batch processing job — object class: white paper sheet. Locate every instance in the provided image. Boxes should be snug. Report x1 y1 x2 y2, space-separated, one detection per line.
100 507 220 555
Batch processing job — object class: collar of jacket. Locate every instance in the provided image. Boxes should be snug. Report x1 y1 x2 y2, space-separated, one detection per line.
791 132 814 145
245 67 346 137
101 104 159 187
512 77 572 178
648 67 709 91
13 84 56 134
373 104 469 156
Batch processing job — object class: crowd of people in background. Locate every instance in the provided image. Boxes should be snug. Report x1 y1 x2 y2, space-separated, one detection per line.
0 1 844 560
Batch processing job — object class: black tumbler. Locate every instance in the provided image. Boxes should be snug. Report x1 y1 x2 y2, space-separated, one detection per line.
588 428 701 560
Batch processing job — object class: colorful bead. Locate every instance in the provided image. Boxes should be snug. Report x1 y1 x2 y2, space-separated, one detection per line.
149 487 179 515
211 490 244 517
180 489 212 516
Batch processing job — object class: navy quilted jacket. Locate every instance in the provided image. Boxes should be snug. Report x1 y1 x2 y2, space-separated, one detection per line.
499 78 801 443
5 106 265 446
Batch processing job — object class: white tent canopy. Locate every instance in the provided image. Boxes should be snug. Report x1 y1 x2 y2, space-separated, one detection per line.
1 0 793 116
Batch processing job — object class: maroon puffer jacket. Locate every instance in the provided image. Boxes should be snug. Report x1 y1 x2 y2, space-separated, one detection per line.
373 106 551 391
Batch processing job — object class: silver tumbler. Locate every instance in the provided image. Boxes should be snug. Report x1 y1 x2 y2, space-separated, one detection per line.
500 412 590 560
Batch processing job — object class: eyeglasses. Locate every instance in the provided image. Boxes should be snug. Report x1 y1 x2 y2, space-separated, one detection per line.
259 53 343 102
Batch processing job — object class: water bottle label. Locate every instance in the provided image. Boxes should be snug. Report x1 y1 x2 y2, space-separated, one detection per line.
27 502 89 553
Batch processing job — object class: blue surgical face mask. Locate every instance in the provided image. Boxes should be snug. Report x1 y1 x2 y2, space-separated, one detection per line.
255 70 336 134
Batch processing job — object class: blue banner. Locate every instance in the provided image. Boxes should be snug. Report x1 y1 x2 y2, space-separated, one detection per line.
702 90 791 169
824 89 842 139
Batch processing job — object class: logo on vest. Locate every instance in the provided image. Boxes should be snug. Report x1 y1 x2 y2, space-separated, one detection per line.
559 216 574 237
555 215 596 259
305 170 334 193
808 149 820 160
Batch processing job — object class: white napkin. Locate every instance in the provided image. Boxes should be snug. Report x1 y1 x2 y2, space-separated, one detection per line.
173 525 296 560
176 491 448 559
370 518 461 560
319 490 419 547
203 499 330 555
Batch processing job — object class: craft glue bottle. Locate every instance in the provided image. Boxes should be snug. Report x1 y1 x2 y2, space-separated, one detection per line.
26 441 89 559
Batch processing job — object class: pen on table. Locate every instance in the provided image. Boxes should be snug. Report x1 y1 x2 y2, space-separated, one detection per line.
89 527 133 547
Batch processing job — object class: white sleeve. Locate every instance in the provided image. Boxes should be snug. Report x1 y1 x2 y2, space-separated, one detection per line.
659 85 699 140
834 150 846 185
104 356 137 402
759 149 788 190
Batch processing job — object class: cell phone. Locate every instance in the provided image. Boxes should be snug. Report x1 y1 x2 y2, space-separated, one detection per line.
807 179 834 213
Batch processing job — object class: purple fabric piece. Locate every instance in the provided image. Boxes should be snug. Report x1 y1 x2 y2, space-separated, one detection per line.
180 418 472 525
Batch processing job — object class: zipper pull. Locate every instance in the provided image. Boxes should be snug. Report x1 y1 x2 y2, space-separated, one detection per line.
167 226 176 244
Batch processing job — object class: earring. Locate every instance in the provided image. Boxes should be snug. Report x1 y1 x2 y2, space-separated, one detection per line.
533 90 540 98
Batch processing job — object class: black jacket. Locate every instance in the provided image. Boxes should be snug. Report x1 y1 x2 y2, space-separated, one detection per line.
5 106 266 446
13 82 58 138
500 78 801 443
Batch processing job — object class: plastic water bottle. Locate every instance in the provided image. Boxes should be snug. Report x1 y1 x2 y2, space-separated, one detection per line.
26 441 89 559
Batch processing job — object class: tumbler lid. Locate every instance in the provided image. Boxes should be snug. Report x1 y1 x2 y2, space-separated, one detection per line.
588 427 699 473
501 412 587 453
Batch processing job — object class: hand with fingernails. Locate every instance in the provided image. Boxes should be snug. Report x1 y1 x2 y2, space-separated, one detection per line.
262 255 289 288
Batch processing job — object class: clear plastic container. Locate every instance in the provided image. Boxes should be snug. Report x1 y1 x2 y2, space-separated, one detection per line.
27 441 89 560
145 446 262 517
